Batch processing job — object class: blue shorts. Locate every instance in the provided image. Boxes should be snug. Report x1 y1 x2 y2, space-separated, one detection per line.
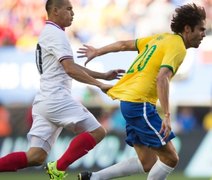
120 101 175 148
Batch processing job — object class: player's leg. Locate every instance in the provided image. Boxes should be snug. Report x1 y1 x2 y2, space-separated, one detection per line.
147 141 179 180
134 144 158 172
126 101 178 180
26 147 47 166
82 157 143 180
0 102 55 172
89 125 106 143
27 134 68 179
0 139 48 172
56 110 106 171
80 144 156 180
0 151 28 172
29 101 67 179
56 126 105 171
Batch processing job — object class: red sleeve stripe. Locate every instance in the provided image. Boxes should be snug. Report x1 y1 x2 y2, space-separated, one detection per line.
59 56 73 62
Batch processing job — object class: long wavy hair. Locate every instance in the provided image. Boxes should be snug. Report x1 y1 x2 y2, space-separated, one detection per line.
171 3 206 33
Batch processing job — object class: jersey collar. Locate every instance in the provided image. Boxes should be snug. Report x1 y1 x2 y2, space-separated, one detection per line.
46 21 65 31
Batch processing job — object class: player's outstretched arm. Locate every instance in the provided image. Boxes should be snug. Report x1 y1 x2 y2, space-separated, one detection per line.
77 63 125 80
103 69 125 80
61 58 113 93
77 40 136 66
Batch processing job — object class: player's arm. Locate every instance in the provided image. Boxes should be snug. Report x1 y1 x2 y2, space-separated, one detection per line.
156 67 173 140
61 58 112 93
75 64 125 80
77 40 136 66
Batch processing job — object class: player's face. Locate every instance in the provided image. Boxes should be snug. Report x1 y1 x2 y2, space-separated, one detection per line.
57 0 74 28
185 20 206 48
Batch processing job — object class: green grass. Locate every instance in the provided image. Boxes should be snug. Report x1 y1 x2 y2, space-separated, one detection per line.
0 171 210 180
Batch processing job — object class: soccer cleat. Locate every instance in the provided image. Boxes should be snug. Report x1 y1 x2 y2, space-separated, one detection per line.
45 161 67 180
78 171 92 180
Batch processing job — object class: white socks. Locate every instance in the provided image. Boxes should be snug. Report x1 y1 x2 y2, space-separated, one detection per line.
90 158 174 180
90 157 144 180
147 159 174 180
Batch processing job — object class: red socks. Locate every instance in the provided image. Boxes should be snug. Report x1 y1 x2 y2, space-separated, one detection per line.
0 152 28 171
0 133 96 172
57 132 96 171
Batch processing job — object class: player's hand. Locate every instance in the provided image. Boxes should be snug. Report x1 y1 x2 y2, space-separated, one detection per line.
77 44 97 66
104 69 125 80
99 83 113 93
159 116 171 141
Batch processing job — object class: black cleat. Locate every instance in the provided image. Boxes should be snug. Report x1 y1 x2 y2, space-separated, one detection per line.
78 171 92 180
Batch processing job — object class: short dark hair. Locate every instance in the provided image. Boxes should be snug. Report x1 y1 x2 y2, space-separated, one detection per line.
45 0 65 14
171 3 206 33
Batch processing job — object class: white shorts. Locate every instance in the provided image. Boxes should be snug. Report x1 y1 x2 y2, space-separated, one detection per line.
27 96 101 153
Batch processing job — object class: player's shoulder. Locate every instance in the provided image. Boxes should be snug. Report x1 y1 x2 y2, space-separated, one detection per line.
40 24 67 44
143 33 174 43
162 33 184 42
154 33 179 40
44 24 64 37
160 33 185 49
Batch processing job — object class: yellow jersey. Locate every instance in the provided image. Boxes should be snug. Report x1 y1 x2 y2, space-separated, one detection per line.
107 33 186 105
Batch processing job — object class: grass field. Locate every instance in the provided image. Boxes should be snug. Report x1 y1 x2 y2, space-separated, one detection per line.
0 171 209 180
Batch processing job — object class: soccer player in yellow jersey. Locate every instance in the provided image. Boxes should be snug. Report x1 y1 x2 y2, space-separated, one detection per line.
77 3 206 180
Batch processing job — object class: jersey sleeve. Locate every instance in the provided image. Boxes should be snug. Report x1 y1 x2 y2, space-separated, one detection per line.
161 41 186 74
136 35 155 53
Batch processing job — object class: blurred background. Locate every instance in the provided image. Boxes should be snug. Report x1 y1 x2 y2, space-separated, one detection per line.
0 0 212 179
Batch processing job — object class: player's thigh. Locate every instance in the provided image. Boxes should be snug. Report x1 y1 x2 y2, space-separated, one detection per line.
41 97 102 134
134 144 157 172
151 141 179 167
72 113 103 134
29 105 63 154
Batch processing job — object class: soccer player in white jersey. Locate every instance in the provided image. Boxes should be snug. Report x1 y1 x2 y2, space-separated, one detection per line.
0 0 124 179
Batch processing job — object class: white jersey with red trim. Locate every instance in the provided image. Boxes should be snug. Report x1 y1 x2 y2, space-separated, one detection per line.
35 21 73 101
28 21 101 153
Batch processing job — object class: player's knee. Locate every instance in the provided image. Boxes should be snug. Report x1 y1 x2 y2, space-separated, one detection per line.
165 152 179 167
31 154 46 166
142 161 156 172
100 126 107 137
137 153 157 173
26 148 47 166
90 126 107 143
96 126 107 141
170 153 179 167
143 164 153 172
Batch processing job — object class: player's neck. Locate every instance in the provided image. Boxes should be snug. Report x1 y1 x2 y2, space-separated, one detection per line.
177 33 184 40
177 33 188 49
46 18 65 31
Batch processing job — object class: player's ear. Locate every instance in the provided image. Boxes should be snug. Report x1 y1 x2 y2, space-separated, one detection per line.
184 25 192 33
53 7 59 16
